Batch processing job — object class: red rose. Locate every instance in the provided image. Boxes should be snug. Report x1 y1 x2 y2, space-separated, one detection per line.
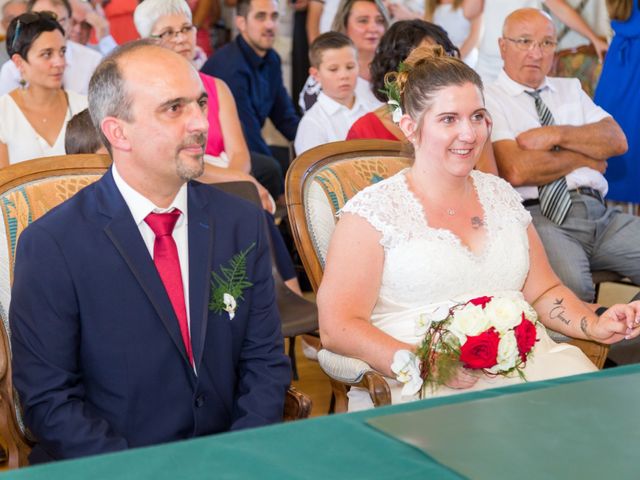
514 313 537 362
468 296 493 309
459 328 500 369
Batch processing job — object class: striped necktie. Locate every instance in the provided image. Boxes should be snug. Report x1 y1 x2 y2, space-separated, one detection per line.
524 89 572 224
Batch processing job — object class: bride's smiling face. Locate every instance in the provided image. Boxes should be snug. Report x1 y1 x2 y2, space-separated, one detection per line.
401 82 490 178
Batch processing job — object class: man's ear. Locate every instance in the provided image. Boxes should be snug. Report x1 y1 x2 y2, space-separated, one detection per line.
235 15 246 34
498 37 507 60
101 116 132 152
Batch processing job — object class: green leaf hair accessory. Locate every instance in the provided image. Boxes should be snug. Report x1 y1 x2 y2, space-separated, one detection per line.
381 62 408 124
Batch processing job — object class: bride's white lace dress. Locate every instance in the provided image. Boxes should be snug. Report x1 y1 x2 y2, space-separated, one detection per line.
341 169 596 412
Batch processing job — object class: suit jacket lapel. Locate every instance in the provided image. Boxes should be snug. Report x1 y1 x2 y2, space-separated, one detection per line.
96 170 194 369
187 183 214 370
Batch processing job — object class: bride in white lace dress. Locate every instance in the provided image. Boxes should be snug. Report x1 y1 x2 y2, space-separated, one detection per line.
317 46 640 412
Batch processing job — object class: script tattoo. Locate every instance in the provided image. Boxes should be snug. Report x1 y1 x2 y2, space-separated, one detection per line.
471 216 484 229
580 317 591 339
549 298 571 325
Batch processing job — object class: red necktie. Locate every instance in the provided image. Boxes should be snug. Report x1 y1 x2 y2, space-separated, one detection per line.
144 210 193 365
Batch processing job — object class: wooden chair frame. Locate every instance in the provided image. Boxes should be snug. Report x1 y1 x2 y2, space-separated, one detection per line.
286 140 413 411
286 140 413 293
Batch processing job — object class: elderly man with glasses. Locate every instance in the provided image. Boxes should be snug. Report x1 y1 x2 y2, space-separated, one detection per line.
485 7 640 303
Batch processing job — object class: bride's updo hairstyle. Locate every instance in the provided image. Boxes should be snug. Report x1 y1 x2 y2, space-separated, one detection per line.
387 45 483 142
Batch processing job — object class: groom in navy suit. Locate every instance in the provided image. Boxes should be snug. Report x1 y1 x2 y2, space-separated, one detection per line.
9 40 291 463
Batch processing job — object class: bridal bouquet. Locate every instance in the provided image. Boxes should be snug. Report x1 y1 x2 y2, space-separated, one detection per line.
392 296 540 397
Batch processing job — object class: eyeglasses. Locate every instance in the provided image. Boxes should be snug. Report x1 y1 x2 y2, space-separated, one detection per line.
503 37 558 52
10 11 59 49
150 24 196 42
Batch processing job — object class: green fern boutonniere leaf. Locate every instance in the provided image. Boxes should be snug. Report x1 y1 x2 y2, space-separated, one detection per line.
209 242 256 319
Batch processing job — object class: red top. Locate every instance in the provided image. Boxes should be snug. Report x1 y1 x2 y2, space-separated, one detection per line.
103 0 139 44
346 112 399 141
198 72 225 157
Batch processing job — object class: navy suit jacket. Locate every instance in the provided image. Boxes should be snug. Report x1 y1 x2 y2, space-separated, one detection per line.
9 170 291 463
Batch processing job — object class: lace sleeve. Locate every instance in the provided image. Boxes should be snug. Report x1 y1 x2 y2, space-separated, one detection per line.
477 171 531 227
339 174 408 249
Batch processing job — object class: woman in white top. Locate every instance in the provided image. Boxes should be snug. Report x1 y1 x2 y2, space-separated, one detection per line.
0 11 87 167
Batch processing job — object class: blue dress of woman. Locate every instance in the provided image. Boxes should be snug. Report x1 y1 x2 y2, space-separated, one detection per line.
594 0 640 203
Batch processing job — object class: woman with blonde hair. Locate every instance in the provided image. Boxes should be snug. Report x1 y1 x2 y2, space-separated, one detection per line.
318 45 640 411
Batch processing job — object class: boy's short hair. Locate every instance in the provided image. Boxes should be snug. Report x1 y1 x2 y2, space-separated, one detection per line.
308 31 355 68
65 108 105 155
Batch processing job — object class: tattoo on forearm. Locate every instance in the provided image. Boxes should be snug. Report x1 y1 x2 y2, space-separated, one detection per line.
580 317 591 339
471 216 484 229
549 298 571 325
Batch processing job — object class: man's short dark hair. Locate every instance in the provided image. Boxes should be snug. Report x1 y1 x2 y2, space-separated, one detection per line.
88 39 157 156
236 0 252 17
308 31 355 68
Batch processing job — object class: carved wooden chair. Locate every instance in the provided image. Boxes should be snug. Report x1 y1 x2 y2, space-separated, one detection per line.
0 155 310 468
286 140 413 412
285 139 611 413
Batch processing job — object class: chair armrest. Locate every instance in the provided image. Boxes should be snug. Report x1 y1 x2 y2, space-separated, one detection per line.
546 328 609 370
318 349 373 384
317 349 392 411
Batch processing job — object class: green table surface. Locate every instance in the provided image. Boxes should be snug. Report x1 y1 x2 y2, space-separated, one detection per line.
3 364 639 480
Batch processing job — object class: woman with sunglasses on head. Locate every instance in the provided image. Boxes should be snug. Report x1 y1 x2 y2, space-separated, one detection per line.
0 11 87 166
134 0 305 296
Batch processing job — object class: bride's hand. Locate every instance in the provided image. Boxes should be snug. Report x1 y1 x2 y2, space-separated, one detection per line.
444 366 480 389
588 301 640 344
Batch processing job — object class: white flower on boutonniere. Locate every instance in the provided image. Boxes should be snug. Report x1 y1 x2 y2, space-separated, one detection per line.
387 99 403 124
223 293 237 320
209 243 256 320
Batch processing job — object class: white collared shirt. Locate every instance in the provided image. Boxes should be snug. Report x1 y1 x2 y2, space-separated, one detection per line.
111 163 191 334
0 40 102 96
485 70 610 200
294 91 372 155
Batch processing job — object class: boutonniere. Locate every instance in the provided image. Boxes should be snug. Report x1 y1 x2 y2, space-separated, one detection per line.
209 242 255 320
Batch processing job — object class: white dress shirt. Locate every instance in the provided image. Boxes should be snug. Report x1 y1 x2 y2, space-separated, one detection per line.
111 163 192 335
294 91 371 155
485 70 611 200
0 40 102 96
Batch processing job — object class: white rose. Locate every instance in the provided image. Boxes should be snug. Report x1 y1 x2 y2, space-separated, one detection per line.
449 304 490 344
490 330 518 373
483 297 522 333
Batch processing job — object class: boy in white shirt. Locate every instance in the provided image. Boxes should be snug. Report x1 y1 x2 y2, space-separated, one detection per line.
294 32 371 155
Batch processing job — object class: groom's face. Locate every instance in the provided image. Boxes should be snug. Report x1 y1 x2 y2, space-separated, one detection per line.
119 48 209 188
